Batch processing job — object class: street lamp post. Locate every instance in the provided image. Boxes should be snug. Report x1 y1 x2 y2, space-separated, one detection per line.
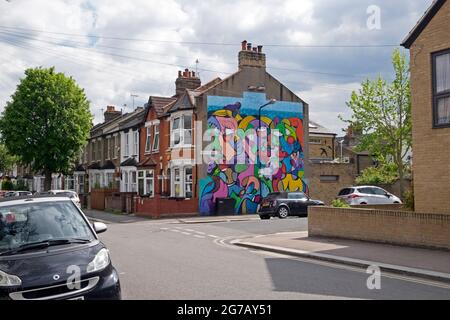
257 99 277 206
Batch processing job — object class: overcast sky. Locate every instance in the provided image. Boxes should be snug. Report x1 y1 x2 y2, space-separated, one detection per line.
0 0 431 134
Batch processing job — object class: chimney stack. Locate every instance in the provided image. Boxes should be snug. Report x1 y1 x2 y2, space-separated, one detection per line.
239 40 266 70
104 106 122 123
175 69 201 96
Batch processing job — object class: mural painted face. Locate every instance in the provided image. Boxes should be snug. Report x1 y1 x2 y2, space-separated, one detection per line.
200 92 307 215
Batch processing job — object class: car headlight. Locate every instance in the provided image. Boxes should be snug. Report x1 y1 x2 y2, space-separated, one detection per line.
0 270 22 287
87 248 110 273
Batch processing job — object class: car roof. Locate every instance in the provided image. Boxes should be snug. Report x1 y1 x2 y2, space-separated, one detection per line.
0 195 73 207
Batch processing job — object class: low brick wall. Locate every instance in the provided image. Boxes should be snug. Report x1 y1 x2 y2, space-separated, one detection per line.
135 196 198 219
90 189 118 211
352 204 410 211
309 206 450 250
105 192 136 214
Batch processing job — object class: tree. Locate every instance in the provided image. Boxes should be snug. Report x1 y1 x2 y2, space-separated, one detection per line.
0 67 92 191
341 49 411 197
0 144 16 174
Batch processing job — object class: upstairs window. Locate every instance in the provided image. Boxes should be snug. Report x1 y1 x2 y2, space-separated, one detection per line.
153 124 160 152
171 114 193 147
145 127 152 153
433 50 450 127
133 131 139 156
125 132 130 157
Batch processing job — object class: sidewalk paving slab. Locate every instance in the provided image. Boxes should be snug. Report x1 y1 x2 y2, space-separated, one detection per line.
233 232 450 284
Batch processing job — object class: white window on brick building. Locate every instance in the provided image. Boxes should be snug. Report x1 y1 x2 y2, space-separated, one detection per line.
433 49 450 127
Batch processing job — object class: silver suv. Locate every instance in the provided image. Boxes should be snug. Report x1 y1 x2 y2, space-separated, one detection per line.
337 186 402 205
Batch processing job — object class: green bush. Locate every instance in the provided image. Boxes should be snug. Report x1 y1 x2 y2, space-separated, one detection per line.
1 180 14 191
404 189 415 211
331 199 351 208
355 163 399 185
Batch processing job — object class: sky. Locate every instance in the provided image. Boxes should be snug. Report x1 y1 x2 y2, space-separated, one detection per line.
0 0 432 135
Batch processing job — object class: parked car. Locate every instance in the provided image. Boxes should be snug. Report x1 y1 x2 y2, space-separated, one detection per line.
337 186 403 206
258 192 324 219
3 191 33 198
0 196 121 300
39 190 81 208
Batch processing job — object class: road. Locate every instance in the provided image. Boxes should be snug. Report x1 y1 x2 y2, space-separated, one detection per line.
96 217 450 300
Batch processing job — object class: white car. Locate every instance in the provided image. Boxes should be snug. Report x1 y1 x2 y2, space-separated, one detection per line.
46 190 81 208
337 186 403 206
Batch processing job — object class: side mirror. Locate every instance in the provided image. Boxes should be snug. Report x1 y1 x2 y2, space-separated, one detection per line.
385 193 391 198
93 222 108 234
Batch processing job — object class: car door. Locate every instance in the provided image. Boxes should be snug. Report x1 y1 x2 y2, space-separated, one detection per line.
357 188 377 204
287 193 300 214
371 187 392 204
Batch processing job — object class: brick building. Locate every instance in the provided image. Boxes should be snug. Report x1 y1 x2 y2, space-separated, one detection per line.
134 41 309 217
402 0 450 213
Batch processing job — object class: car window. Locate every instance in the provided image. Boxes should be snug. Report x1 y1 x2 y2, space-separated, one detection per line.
372 188 387 196
358 188 375 195
0 201 95 254
338 188 353 196
288 193 308 200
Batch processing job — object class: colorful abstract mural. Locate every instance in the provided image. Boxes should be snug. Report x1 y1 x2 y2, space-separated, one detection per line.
199 92 307 215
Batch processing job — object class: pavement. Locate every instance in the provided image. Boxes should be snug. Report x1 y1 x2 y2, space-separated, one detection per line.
233 232 450 284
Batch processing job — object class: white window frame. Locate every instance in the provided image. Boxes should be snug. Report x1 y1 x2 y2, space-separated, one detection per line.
138 169 155 197
145 127 152 154
170 112 193 148
152 124 160 153
184 167 193 199
106 137 111 160
133 131 139 156
125 132 130 157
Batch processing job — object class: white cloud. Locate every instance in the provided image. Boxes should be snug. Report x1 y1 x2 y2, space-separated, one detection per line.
0 0 432 131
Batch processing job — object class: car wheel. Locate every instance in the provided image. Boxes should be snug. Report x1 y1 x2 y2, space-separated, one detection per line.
259 215 271 220
278 206 290 219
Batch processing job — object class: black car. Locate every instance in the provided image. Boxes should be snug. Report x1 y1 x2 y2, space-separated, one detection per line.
258 192 324 219
0 196 121 300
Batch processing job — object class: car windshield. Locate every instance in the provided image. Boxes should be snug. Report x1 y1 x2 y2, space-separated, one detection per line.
0 201 95 255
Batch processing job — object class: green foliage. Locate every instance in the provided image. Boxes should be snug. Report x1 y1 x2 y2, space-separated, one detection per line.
0 144 16 173
355 163 399 185
1 180 14 191
14 180 29 191
404 188 415 211
340 49 411 194
331 199 351 208
0 67 92 190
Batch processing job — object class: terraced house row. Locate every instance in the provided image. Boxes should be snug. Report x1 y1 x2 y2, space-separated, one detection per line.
70 41 311 217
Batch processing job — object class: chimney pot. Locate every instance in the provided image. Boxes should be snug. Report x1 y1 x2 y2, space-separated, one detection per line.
241 40 248 51
247 43 252 50
192 71 196 77
178 70 182 78
252 47 257 52
257 45 263 53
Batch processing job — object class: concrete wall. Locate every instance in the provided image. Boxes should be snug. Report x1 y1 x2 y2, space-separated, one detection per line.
409 0 450 213
309 206 450 250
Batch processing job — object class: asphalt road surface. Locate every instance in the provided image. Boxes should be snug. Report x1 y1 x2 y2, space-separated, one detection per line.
97 217 450 300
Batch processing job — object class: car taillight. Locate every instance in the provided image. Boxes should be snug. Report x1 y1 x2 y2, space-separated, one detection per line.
349 194 360 199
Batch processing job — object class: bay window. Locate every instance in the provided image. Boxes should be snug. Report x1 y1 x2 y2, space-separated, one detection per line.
138 170 154 197
171 114 193 147
153 124 160 152
171 165 193 198
174 168 182 197
433 49 450 127
185 167 193 198
131 171 137 192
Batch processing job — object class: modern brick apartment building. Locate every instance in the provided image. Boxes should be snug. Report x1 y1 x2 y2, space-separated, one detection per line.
402 0 450 213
